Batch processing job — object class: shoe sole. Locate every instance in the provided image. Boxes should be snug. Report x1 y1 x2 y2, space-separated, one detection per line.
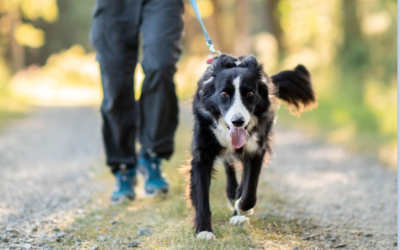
111 195 135 204
145 188 169 198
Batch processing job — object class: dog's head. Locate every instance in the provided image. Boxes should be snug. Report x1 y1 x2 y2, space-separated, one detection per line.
195 54 316 149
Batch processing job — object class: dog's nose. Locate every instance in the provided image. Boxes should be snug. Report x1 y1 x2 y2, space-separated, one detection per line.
231 114 245 127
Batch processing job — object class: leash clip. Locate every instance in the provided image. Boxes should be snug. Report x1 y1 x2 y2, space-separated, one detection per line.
207 49 221 64
208 43 216 54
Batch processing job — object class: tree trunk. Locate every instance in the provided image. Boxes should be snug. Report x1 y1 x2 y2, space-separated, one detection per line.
264 0 284 52
9 10 25 73
341 0 367 68
234 0 251 56
207 0 221 52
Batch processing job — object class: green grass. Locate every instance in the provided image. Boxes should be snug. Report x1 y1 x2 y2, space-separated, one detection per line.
46 109 312 250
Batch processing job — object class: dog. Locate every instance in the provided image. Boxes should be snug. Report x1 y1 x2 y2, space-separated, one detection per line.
188 54 316 240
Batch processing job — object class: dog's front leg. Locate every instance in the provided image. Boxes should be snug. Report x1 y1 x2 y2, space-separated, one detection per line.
230 150 265 225
224 160 238 207
190 152 216 240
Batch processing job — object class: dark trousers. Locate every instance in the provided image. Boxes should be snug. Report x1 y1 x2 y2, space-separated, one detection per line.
89 0 184 170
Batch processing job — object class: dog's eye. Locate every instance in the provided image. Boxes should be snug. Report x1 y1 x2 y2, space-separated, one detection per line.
246 92 254 97
221 92 228 97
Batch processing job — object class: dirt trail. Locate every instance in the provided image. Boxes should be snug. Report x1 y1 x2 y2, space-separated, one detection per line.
266 129 397 249
0 106 396 249
0 107 105 233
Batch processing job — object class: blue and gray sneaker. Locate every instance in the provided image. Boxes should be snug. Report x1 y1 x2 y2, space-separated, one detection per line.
138 153 169 197
111 167 136 202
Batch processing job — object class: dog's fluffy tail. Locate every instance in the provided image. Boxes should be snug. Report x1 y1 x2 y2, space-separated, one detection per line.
271 64 317 114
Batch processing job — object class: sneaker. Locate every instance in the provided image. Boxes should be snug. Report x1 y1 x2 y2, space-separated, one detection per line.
138 153 169 197
111 167 136 202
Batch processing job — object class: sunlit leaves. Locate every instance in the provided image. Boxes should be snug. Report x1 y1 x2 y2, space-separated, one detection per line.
9 45 101 105
0 0 20 13
14 23 45 48
20 0 59 23
361 11 391 35
187 0 214 19
279 0 342 67
0 0 59 22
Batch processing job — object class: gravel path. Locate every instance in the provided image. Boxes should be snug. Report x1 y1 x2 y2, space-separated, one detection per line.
0 107 397 249
267 129 397 249
0 107 106 249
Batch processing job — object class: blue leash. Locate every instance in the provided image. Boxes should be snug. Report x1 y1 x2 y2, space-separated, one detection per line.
189 0 220 55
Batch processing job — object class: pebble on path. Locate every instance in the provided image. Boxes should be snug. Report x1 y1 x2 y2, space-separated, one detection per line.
94 215 103 220
333 243 347 248
22 243 32 249
127 241 140 248
138 228 151 236
89 244 99 250
97 235 106 242
30 226 38 232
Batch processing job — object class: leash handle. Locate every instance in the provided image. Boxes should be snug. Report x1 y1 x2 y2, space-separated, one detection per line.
189 0 220 55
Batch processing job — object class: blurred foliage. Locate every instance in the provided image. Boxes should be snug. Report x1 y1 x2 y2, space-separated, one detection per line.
9 45 101 105
14 23 45 48
0 0 58 22
0 0 397 166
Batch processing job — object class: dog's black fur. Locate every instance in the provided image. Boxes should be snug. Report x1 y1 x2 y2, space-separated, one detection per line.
189 54 316 239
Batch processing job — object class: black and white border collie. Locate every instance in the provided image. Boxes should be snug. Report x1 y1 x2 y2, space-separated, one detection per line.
188 54 316 240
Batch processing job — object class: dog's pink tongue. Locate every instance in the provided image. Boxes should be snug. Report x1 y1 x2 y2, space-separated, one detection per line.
228 127 246 149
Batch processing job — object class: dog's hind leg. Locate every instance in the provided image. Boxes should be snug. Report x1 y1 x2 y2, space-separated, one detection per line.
230 151 265 225
190 151 217 240
224 161 238 208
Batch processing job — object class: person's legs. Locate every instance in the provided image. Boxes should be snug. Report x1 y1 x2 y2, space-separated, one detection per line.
137 0 184 195
90 0 142 200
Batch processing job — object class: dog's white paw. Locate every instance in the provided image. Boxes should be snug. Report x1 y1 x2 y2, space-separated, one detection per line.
229 215 249 225
234 198 254 215
197 231 216 240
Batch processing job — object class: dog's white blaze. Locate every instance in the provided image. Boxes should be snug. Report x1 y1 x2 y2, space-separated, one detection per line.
229 215 249 225
225 77 251 128
210 77 259 155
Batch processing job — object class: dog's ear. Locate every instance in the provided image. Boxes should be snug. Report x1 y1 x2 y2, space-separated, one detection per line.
198 66 214 86
271 64 317 113
198 54 238 93
254 78 271 116
198 54 237 87
212 54 237 75
238 55 263 77
197 66 215 99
